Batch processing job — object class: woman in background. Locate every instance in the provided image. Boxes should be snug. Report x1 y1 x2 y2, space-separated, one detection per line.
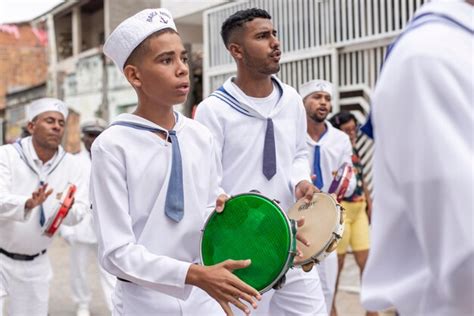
330 111 377 316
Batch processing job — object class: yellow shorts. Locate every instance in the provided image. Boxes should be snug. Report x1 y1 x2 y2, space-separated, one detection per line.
336 200 370 254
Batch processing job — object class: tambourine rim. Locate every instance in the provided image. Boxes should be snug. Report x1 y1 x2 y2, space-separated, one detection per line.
200 192 296 293
43 184 77 237
291 193 344 266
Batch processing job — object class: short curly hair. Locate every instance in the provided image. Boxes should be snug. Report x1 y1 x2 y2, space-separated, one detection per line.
220 8 271 48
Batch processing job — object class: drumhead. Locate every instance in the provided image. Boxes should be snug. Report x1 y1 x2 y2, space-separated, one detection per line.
201 193 294 293
288 193 339 264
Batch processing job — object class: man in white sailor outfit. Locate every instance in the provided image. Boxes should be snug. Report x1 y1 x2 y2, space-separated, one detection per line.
299 79 356 314
60 118 115 316
195 8 326 316
360 1 474 315
0 98 89 315
92 8 261 316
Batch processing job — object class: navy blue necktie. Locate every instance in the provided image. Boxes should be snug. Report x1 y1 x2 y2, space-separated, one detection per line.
263 118 277 180
110 121 184 222
39 205 46 226
164 130 184 222
39 180 46 226
312 145 324 189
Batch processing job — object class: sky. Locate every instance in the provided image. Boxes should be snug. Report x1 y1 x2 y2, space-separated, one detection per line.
0 0 64 24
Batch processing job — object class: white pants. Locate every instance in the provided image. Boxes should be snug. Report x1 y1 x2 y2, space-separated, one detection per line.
232 268 327 316
316 252 338 312
68 241 115 311
112 281 222 315
0 252 52 316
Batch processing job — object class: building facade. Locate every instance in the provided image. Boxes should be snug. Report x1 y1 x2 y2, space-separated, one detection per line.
0 22 48 143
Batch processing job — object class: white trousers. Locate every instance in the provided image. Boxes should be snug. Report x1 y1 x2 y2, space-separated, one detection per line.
232 267 327 316
316 252 338 312
0 253 52 316
112 281 222 315
68 241 115 311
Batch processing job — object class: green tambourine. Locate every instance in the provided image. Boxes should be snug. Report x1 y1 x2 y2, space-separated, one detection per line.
200 192 297 293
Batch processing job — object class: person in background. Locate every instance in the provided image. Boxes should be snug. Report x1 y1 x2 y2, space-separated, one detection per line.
60 118 115 316
330 111 376 316
299 79 356 315
0 98 88 315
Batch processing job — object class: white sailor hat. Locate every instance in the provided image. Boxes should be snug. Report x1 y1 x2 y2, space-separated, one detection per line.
299 79 334 100
103 8 177 72
26 98 69 121
81 118 107 134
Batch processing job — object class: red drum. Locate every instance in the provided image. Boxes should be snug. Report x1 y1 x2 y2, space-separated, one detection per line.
43 184 76 237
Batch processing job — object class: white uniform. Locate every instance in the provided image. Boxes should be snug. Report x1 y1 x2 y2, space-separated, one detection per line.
306 122 355 195
361 1 474 315
90 113 223 315
60 150 115 312
196 76 327 316
306 122 354 312
0 136 88 315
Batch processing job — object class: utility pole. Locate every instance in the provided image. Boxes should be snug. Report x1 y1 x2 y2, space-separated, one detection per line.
97 52 109 122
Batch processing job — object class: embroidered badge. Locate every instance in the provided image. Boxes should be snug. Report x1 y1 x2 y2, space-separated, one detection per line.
146 11 158 22
53 102 65 112
159 10 170 24
316 83 326 91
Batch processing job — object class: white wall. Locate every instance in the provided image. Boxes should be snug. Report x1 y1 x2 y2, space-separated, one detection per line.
65 93 102 122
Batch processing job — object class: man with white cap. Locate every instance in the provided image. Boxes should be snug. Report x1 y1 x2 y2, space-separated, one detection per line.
299 79 356 314
0 97 89 315
60 118 115 316
93 8 261 316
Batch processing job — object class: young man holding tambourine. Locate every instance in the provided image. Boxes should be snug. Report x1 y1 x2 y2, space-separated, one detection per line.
92 8 261 316
196 8 326 316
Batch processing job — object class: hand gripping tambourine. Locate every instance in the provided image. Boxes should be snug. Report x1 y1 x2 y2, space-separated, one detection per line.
288 192 344 272
200 192 297 293
328 162 353 202
43 184 77 237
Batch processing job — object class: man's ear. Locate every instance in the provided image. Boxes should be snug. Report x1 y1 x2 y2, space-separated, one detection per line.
26 121 35 135
228 42 243 61
124 64 142 89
